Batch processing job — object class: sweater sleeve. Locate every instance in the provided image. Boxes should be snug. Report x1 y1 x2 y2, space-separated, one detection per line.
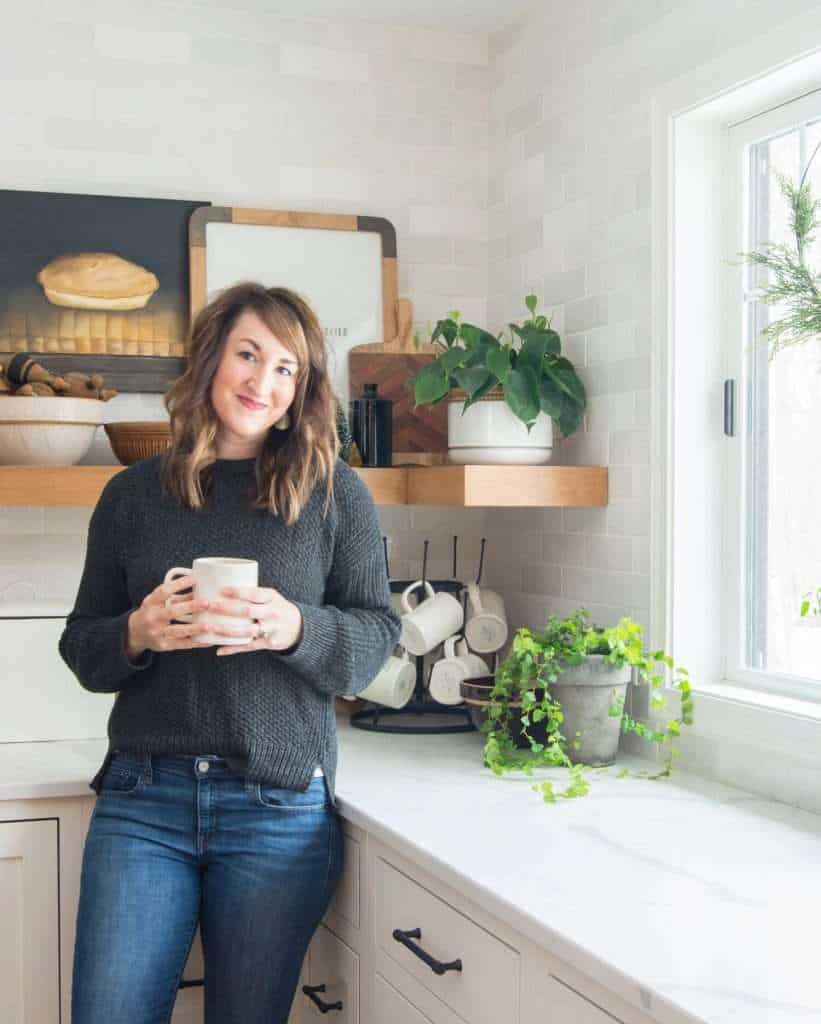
275 467 401 698
58 473 155 693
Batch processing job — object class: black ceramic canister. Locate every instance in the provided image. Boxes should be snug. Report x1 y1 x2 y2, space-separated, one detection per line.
349 382 393 467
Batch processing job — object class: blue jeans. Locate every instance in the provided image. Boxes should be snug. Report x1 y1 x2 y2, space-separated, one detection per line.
72 751 344 1024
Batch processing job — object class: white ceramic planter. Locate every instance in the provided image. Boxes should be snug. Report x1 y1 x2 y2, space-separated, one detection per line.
0 396 105 465
447 393 553 465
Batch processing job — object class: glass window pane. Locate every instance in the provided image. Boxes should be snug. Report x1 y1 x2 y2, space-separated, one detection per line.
745 123 821 681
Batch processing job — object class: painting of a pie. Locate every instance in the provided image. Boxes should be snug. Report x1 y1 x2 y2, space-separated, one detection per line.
37 252 160 311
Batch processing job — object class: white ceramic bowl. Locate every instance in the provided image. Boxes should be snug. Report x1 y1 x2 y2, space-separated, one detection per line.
0 396 106 465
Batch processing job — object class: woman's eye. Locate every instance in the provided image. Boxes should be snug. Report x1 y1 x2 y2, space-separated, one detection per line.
239 350 256 362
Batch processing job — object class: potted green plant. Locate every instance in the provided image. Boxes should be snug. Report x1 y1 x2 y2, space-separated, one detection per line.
408 295 586 464
460 608 694 803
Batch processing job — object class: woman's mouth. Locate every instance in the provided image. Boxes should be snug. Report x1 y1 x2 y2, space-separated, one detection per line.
237 395 267 411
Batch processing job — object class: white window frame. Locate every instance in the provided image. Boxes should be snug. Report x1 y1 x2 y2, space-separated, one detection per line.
646 11 821 813
722 91 821 704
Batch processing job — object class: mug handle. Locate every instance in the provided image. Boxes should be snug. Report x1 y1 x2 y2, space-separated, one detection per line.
163 567 195 622
467 580 483 615
444 635 458 659
401 579 435 614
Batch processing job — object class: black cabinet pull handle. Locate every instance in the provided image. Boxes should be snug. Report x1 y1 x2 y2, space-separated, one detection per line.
392 927 463 975
302 983 343 1013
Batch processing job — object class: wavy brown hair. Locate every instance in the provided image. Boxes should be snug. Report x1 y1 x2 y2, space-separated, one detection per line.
160 282 339 525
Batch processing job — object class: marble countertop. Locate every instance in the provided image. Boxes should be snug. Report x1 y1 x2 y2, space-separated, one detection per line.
1 721 818 1024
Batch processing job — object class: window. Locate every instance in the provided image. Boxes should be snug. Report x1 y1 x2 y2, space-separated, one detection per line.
724 91 821 698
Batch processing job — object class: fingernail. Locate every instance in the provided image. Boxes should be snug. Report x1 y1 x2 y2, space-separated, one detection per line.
223 587 234 596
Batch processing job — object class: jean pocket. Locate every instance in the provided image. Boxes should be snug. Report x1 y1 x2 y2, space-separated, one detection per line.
99 755 146 796
255 775 328 811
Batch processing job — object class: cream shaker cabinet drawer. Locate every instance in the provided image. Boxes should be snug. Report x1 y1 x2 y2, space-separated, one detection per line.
374 857 520 1024
545 975 626 1024
303 924 359 1023
373 973 434 1024
0 819 60 1024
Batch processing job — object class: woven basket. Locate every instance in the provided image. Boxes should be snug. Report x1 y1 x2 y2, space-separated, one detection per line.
105 421 171 465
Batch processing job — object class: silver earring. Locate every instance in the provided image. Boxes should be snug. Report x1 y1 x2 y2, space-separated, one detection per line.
273 410 291 430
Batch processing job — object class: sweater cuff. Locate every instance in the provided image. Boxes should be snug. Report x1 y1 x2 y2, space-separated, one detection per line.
114 610 155 674
274 601 331 673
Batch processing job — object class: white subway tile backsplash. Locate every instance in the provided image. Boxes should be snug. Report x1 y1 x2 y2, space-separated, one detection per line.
542 532 586 567
280 43 369 82
409 204 486 241
610 428 650 465
565 294 609 333
586 534 632 572
94 23 191 63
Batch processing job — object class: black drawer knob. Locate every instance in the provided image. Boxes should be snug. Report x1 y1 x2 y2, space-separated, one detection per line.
303 982 343 1013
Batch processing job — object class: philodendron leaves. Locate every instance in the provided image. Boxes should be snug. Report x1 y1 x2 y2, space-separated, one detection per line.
486 343 512 383
411 297 588 436
504 365 541 430
453 366 495 409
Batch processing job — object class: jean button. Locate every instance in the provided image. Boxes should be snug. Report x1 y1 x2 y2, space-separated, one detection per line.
197 760 210 773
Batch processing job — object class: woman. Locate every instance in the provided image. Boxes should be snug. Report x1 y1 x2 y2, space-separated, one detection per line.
60 282 401 1024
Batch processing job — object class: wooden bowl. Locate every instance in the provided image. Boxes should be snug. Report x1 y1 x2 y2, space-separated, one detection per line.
0 395 105 465
104 421 172 465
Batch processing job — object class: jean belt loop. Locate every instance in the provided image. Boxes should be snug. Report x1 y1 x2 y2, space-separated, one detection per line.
143 752 153 785
244 776 256 796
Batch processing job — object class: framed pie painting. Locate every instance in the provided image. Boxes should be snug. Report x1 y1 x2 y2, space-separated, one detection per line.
0 189 210 392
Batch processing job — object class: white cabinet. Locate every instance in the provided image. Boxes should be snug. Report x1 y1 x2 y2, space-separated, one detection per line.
373 856 519 1024
303 924 359 1023
373 973 433 1024
0 819 60 1024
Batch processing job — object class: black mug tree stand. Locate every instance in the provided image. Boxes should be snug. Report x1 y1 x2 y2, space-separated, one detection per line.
350 536 498 735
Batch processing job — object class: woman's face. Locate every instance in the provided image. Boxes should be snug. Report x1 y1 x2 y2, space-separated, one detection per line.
211 309 299 459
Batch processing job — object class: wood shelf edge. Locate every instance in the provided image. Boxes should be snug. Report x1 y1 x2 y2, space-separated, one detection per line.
0 464 608 508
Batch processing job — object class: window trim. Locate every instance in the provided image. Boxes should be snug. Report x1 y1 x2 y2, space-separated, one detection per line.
649 17 821 737
721 93 821 705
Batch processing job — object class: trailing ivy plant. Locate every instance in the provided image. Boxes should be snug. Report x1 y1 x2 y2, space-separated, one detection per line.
409 294 587 437
741 141 821 357
481 609 694 804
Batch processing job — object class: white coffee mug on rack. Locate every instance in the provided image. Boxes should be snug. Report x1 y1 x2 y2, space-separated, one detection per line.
164 557 258 645
428 635 489 706
399 580 464 656
463 581 508 654
356 649 415 709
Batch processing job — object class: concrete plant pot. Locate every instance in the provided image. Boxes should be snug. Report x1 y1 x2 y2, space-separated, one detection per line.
551 656 633 766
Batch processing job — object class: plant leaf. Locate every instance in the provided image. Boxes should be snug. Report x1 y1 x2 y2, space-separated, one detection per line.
411 362 450 405
504 365 541 427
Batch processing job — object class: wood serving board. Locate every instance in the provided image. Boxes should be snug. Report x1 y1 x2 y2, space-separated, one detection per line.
348 297 446 466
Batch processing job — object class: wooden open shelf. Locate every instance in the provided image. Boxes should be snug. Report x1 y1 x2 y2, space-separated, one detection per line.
0 464 607 508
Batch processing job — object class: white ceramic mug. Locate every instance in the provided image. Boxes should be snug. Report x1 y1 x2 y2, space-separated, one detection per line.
463 581 508 653
357 649 416 709
164 557 259 645
428 635 489 706
399 580 464 656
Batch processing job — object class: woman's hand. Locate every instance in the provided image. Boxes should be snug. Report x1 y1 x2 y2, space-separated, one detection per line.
206 585 304 656
126 574 214 658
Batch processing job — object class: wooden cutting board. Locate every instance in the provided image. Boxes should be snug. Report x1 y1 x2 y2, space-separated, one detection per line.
348 298 447 465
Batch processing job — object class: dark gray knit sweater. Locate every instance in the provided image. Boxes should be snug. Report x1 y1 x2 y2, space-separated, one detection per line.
59 453 401 801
